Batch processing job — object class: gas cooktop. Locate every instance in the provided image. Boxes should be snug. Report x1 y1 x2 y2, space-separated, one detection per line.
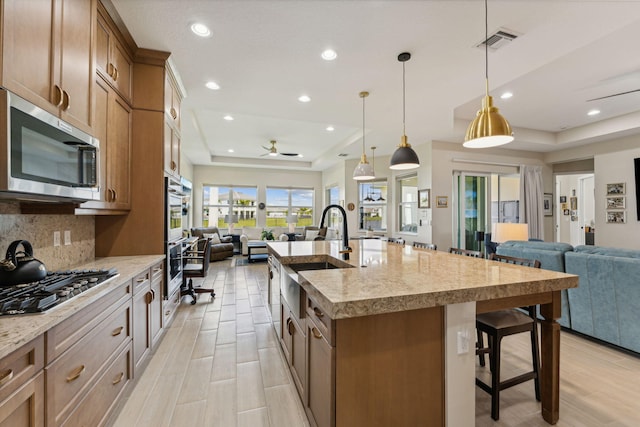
0 268 118 315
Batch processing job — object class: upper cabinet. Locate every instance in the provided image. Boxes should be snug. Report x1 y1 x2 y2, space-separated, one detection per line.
1 0 95 134
164 69 182 178
95 5 132 103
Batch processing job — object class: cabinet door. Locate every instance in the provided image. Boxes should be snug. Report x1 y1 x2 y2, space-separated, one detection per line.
110 39 132 101
307 319 335 427
0 372 45 427
57 0 94 132
107 93 132 209
171 129 181 176
132 287 151 372
280 302 293 363
164 121 180 176
1 0 55 111
290 316 306 398
95 13 111 81
149 264 164 348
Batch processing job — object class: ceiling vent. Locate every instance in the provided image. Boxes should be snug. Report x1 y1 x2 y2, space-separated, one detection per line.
475 28 520 51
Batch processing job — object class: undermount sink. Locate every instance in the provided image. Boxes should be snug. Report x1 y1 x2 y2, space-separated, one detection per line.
289 261 350 272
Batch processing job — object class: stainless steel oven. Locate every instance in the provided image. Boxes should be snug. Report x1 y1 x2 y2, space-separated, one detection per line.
166 239 184 299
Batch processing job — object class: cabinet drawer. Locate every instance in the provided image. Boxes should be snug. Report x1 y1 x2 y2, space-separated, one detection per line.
150 261 164 286
163 288 180 328
60 344 131 427
46 279 131 363
0 335 44 403
133 269 150 295
307 297 334 346
0 370 44 427
46 300 131 426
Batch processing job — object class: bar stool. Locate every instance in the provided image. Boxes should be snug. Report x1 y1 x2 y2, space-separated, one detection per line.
413 241 437 250
476 254 541 420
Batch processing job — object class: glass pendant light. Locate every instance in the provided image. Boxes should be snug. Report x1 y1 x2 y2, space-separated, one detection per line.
390 52 420 170
353 91 375 180
463 0 514 148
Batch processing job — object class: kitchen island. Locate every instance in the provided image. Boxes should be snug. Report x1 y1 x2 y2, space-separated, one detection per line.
267 239 578 426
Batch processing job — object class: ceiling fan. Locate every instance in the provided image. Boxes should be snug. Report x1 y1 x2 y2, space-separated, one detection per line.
260 140 300 157
587 88 640 101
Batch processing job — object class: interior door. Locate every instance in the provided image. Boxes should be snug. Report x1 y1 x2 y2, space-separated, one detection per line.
454 172 489 251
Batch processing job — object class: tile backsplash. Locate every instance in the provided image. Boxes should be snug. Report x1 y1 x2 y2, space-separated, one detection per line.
0 202 94 271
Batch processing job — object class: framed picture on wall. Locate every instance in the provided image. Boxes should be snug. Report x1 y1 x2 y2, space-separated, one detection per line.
606 182 626 195
570 196 578 210
436 196 448 208
606 210 626 223
559 196 567 203
606 196 625 210
543 193 553 216
418 189 431 208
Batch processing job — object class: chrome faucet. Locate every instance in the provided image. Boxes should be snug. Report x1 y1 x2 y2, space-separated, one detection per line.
319 204 351 260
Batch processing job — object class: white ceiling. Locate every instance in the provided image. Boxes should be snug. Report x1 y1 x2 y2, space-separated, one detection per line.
111 0 640 171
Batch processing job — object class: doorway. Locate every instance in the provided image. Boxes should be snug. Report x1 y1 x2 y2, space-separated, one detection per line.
554 174 595 246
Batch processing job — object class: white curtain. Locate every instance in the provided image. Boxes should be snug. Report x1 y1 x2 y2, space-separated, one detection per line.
519 165 544 240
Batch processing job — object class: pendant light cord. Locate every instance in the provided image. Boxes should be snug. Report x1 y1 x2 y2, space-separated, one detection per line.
402 60 406 136
362 94 366 154
484 0 489 96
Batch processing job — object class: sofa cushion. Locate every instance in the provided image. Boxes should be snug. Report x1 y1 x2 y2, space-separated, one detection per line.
305 229 320 241
573 245 640 259
242 227 263 241
204 233 221 244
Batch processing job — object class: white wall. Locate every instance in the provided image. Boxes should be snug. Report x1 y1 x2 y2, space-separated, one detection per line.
191 165 323 230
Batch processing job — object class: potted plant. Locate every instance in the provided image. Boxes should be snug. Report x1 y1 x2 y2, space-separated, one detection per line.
261 229 274 241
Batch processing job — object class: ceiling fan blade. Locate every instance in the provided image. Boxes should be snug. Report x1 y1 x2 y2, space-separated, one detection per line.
280 152 299 157
261 145 271 151
587 88 640 101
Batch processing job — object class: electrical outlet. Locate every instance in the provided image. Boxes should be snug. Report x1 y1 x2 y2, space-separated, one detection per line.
64 230 71 246
53 231 61 247
457 330 469 355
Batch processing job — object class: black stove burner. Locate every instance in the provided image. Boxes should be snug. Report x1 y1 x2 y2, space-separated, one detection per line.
0 268 118 315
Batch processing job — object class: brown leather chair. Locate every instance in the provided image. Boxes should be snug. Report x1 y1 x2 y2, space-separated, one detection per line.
476 254 542 420
181 238 215 305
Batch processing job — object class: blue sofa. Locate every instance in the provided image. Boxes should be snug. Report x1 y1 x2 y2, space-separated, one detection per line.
565 245 640 353
496 241 640 354
496 241 574 328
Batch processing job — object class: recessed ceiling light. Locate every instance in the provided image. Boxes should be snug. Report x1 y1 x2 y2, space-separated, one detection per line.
321 49 337 61
297 154 304 158
223 115 234 121
587 109 600 116
190 23 211 37
228 149 234 153
205 81 220 90
298 95 311 103
500 92 513 99
326 126 334 131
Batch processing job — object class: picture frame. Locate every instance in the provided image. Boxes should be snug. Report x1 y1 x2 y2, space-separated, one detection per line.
563 209 570 216
559 196 567 203
436 196 448 208
606 210 626 223
418 189 431 208
606 196 625 210
570 196 578 210
543 193 553 216
606 182 626 195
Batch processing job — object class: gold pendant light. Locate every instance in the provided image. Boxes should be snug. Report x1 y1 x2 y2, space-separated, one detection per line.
390 52 420 170
353 91 375 180
464 0 514 148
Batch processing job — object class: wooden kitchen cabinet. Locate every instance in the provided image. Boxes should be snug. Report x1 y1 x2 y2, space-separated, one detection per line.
95 3 132 102
164 73 181 129
132 261 164 374
0 337 45 427
79 75 131 213
306 315 335 427
1 0 95 134
164 119 181 178
150 262 164 347
163 69 182 178
280 298 306 399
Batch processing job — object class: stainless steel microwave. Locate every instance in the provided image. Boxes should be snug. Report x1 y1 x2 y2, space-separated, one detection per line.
0 89 99 202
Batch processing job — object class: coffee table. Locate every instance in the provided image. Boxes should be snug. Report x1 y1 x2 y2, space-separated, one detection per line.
247 241 268 263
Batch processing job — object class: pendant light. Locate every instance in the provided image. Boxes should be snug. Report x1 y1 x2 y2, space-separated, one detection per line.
463 0 514 148
389 52 420 170
353 91 375 180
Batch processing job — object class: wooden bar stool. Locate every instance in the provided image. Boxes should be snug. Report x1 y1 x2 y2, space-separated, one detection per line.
476 254 541 420
413 241 437 250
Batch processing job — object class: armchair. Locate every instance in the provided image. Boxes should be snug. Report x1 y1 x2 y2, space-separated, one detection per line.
190 226 234 261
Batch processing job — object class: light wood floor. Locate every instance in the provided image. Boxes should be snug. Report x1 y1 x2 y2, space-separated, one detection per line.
113 258 640 427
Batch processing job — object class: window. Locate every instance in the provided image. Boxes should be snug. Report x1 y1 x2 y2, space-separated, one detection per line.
202 185 257 228
266 187 314 227
327 186 340 206
397 175 418 233
359 181 387 231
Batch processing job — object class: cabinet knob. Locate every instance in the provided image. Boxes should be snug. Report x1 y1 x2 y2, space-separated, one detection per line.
0 369 14 387
111 326 124 336
66 365 86 382
112 188 118 201
113 67 119 82
112 372 124 385
311 327 323 339
170 107 177 120
313 307 324 318
286 318 294 335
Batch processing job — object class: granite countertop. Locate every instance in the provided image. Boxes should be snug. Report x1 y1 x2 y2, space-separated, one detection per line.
0 254 164 360
267 240 578 319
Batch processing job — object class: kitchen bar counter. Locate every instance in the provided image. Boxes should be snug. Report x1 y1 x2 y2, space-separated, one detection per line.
268 239 578 425
0 255 164 360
